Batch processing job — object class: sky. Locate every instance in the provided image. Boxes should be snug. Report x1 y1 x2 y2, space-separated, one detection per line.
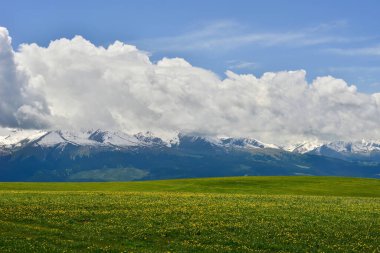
2 0 380 91
0 0 380 143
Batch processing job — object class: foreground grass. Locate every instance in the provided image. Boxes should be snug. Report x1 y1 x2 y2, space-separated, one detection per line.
0 176 379 252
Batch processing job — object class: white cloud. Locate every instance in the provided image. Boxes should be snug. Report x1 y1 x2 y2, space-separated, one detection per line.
139 20 357 52
1 27 380 144
0 27 50 128
227 60 258 70
327 45 380 56
327 66 380 73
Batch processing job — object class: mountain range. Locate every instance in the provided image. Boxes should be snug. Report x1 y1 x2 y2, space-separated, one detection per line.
1 129 380 181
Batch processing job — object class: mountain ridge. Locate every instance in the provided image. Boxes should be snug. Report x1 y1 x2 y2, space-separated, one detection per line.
2 129 380 154
1 129 380 181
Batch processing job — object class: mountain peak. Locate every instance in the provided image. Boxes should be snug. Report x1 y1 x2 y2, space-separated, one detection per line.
220 137 278 149
285 139 326 153
1 129 380 155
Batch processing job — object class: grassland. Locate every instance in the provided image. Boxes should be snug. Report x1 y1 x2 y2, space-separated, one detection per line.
0 176 379 252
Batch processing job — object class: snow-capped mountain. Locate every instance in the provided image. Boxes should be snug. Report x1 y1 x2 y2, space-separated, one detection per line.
0 129 47 149
317 140 380 153
1 129 380 181
285 139 380 163
0 129 174 151
288 139 380 154
1 129 380 155
220 137 279 149
285 140 326 154
0 129 279 151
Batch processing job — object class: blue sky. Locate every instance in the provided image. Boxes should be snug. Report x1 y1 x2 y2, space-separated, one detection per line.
1 0 380 93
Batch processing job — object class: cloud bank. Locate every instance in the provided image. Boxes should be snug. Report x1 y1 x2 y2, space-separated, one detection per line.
0 27 50 128
1 27 380 144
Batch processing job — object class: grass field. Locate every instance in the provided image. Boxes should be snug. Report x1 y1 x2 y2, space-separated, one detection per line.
0 176 379 252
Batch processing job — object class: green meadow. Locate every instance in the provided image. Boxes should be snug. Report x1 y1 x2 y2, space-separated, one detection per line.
0 176 379 252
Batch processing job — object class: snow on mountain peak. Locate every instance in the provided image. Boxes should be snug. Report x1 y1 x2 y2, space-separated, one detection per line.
285 139 326 154
134 131 168 146
90 130 142 147
220 137 278 149
285 139 380 154
0 129 47 148
0 129 284 151
1 128 380 154
323 140 380 153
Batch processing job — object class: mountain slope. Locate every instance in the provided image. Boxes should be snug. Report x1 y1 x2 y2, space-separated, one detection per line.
0 130 380 181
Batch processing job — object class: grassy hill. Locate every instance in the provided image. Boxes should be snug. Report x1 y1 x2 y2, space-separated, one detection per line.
0 176 379 252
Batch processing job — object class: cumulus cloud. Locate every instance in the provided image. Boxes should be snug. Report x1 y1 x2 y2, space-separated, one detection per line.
1 27 380 143
0 27 50 128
